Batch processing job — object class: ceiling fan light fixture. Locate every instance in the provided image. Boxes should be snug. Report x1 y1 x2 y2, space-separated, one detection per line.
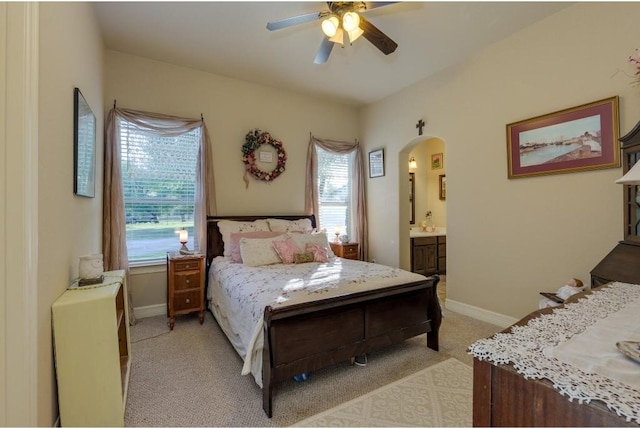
347 27 364 44
342 11 360 32
329 27 345 46
321 16 339 37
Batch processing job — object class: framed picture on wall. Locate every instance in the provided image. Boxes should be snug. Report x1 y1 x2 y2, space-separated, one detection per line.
369 149 385 178
73 88 96 198
439 174 446 200
431 153 443 170
506 96 619 179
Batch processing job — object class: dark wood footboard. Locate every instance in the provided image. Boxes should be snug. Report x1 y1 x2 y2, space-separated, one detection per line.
205 215 442 418
262 276 441 417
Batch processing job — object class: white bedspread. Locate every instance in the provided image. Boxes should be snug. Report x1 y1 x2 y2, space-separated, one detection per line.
207 256 429 387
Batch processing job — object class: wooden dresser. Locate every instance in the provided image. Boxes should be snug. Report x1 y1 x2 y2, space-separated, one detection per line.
166 252 205 330
330 242 360 260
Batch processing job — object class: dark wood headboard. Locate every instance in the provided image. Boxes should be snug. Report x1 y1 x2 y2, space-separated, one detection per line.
205 214 316 266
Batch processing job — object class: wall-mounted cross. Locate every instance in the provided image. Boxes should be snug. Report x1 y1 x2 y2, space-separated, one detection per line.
416 119 425 136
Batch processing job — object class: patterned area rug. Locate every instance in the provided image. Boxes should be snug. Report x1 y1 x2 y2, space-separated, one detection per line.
292 358 472 427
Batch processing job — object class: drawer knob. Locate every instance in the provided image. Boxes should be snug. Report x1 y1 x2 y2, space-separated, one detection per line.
186 265 190 269
186 298 190 303
186 279 190 284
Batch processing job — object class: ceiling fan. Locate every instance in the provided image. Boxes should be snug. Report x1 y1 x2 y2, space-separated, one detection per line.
266 2 398 64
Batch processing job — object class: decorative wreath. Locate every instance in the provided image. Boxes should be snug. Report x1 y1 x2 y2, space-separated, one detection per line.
242 129 287 185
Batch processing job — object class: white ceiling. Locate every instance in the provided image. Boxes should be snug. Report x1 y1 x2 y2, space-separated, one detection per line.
93 1 570 107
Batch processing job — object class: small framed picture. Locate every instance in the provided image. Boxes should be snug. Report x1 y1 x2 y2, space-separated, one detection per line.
439 174 446 200
369 149 385 178
259 151 273 163
431 153 443 170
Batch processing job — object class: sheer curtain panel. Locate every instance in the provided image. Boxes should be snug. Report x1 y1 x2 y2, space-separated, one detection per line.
103 107 216 324
305 136 368 260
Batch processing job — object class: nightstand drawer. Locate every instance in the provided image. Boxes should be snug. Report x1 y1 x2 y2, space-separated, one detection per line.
174 271 201 291
343 245 358 256
173 290 200 311
174 259 200 272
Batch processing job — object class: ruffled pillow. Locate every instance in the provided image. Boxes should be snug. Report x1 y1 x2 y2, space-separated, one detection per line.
267 218 313 233
306 244 328 263
239 235 287 267
289 232 335 258
272 238 298 264
218 219 270 257
229 231 284 263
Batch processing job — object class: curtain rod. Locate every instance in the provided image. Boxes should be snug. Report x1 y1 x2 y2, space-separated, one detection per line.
113 99 116 109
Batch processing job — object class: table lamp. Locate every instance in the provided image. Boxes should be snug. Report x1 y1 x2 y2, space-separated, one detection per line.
179 229 189 252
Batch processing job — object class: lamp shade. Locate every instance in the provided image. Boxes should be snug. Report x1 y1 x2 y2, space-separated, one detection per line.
616 161 640 184
347 27 364 43
179 229 188 244
409 157 417 169
329 27 345 45
342 11 360 32
321 16 339 37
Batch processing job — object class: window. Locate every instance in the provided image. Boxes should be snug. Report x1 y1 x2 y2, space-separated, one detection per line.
120 119 200 263
317 147 353 239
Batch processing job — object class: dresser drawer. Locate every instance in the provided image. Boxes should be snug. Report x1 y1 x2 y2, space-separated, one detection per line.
173 259 200 272
173 290 200 311
174 271 201 291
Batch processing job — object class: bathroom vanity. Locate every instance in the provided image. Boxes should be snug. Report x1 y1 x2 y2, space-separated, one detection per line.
410 228 446 275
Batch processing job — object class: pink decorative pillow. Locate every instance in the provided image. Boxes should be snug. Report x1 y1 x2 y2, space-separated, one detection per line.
306 243 328 263
272 238 298 264
229 231 283 263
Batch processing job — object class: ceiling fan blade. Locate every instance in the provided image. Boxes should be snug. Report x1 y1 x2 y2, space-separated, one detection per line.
314 37 335 64
363 2 398 11
359 15 397 55
267 11 325 31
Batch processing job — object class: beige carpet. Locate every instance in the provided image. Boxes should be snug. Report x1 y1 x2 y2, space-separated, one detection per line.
125 279 501 427
293 358 472 427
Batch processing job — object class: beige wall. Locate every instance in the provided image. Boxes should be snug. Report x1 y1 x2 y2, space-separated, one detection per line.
38 3 104 425
104 51 360 309
362 2 640 321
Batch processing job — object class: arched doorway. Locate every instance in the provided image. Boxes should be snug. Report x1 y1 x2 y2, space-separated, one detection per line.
398 136 447 271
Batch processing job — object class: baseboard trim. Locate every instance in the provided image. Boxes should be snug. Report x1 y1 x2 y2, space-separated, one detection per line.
134 304 165 319
445 299 518 329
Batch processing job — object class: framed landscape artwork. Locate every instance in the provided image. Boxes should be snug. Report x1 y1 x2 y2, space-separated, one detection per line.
506 96 619 179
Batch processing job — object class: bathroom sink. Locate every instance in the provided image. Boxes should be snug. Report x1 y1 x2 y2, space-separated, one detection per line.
410 227 446 237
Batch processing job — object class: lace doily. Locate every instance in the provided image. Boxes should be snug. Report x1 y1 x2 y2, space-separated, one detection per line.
468 282 640 424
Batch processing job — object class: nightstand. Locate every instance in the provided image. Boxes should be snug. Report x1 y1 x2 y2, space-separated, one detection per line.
166 252 205 330
330 242 360 260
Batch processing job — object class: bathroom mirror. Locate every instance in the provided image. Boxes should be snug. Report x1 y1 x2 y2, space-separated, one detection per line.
409 172 415 224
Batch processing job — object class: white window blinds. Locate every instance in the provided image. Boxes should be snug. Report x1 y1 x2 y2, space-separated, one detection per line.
317 146 353 239
119 119 200 263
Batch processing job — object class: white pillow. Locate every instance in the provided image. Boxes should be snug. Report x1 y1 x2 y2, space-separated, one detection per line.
239 235 288 267
266 218 313 233
217 219 270 257
289 232 335 258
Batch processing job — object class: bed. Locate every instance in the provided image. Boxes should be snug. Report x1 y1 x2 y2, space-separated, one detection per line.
470 277 640 426
205 214 442 417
